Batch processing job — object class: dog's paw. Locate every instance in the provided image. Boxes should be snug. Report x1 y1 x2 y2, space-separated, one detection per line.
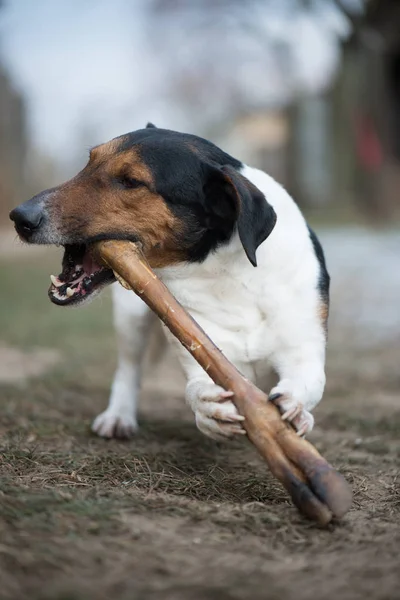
193 383 246 441
92 410 138 439
269 383 315 437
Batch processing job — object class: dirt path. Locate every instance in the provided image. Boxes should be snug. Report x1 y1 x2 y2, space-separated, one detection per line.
2 342 400 600
0 344 61 384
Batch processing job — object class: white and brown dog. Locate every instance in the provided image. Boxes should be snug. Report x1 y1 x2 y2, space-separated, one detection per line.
10 124 329 441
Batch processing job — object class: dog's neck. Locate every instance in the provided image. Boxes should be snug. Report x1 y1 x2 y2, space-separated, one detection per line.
154 229 247 284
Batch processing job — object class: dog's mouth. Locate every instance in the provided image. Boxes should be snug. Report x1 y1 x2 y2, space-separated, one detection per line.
48 244 115 306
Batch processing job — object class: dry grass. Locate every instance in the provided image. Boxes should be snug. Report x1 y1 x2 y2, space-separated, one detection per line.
1 253 400 600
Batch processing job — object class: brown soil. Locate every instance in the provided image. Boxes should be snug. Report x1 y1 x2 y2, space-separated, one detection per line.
1 345 400 600
0 344 61 383
1 241 400 600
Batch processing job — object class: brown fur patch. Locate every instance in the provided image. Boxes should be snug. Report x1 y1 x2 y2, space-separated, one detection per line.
89 139 121 162
48 145 188 268
108 148 155 188
319 300 329 333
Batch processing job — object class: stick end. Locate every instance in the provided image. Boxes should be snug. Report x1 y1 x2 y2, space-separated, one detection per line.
308 467 352 519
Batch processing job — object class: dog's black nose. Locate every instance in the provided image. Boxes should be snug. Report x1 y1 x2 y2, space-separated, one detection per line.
10 202 44 238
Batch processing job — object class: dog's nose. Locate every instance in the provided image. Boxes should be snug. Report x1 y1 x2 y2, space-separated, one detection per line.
9 202 44 238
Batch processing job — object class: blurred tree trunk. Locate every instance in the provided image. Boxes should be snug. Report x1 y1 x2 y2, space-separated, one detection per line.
333 0 400 222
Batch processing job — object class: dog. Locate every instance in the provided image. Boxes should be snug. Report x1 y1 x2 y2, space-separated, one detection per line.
10 123 329 441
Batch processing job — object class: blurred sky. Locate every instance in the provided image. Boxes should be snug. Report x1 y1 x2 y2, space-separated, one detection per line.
0 0 351 166
0 0 153 163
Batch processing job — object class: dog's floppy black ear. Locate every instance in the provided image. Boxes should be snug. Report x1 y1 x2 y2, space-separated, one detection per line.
146 122 157 129
203 164 277 266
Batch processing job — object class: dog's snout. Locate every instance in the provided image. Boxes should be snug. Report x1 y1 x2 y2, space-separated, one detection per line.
10 201 44 239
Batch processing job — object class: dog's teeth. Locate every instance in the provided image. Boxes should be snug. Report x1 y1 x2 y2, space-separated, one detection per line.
50 274 62 287
66 287 74 297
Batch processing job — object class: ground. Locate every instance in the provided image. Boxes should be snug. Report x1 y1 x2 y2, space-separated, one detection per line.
1 231 400 600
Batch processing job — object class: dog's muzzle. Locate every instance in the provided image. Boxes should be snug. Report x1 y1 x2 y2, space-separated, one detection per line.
9 197 45 242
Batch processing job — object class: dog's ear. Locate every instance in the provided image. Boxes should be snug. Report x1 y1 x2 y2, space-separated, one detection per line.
146 122 157 129
202 164 276 266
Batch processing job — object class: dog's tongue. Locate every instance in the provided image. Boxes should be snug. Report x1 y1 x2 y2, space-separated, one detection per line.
83 250 101 276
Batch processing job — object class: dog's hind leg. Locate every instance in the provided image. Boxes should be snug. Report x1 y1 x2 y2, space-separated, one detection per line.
92 283 151 438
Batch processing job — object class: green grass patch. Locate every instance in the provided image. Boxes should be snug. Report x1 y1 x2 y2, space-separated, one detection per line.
0 254 113 357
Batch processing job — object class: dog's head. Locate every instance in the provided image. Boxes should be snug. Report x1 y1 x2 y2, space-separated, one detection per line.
10 124 276 306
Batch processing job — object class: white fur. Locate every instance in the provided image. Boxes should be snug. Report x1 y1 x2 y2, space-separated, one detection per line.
92 165 327 440
92 284 150 438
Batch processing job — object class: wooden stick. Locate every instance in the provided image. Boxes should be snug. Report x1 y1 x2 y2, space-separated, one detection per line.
92 240 352 525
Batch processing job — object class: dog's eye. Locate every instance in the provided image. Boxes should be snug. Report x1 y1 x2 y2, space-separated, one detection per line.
118 175 143 189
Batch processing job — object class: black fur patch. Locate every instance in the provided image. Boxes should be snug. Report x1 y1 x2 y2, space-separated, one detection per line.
218 165 277 266
117 127 242 169
308 226 330 304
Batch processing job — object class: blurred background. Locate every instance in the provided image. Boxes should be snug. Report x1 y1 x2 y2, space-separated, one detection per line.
1 2 399 600
1 0 400 223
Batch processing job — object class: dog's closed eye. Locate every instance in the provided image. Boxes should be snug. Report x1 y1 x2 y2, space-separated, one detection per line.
117 175 144 190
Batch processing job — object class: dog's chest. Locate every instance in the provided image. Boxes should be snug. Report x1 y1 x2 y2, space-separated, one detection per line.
161 264 276 362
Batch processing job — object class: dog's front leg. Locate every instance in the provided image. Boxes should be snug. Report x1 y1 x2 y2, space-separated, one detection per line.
268 349 326 437
92 285 151 439
169 329 247 441
185 376 246 441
